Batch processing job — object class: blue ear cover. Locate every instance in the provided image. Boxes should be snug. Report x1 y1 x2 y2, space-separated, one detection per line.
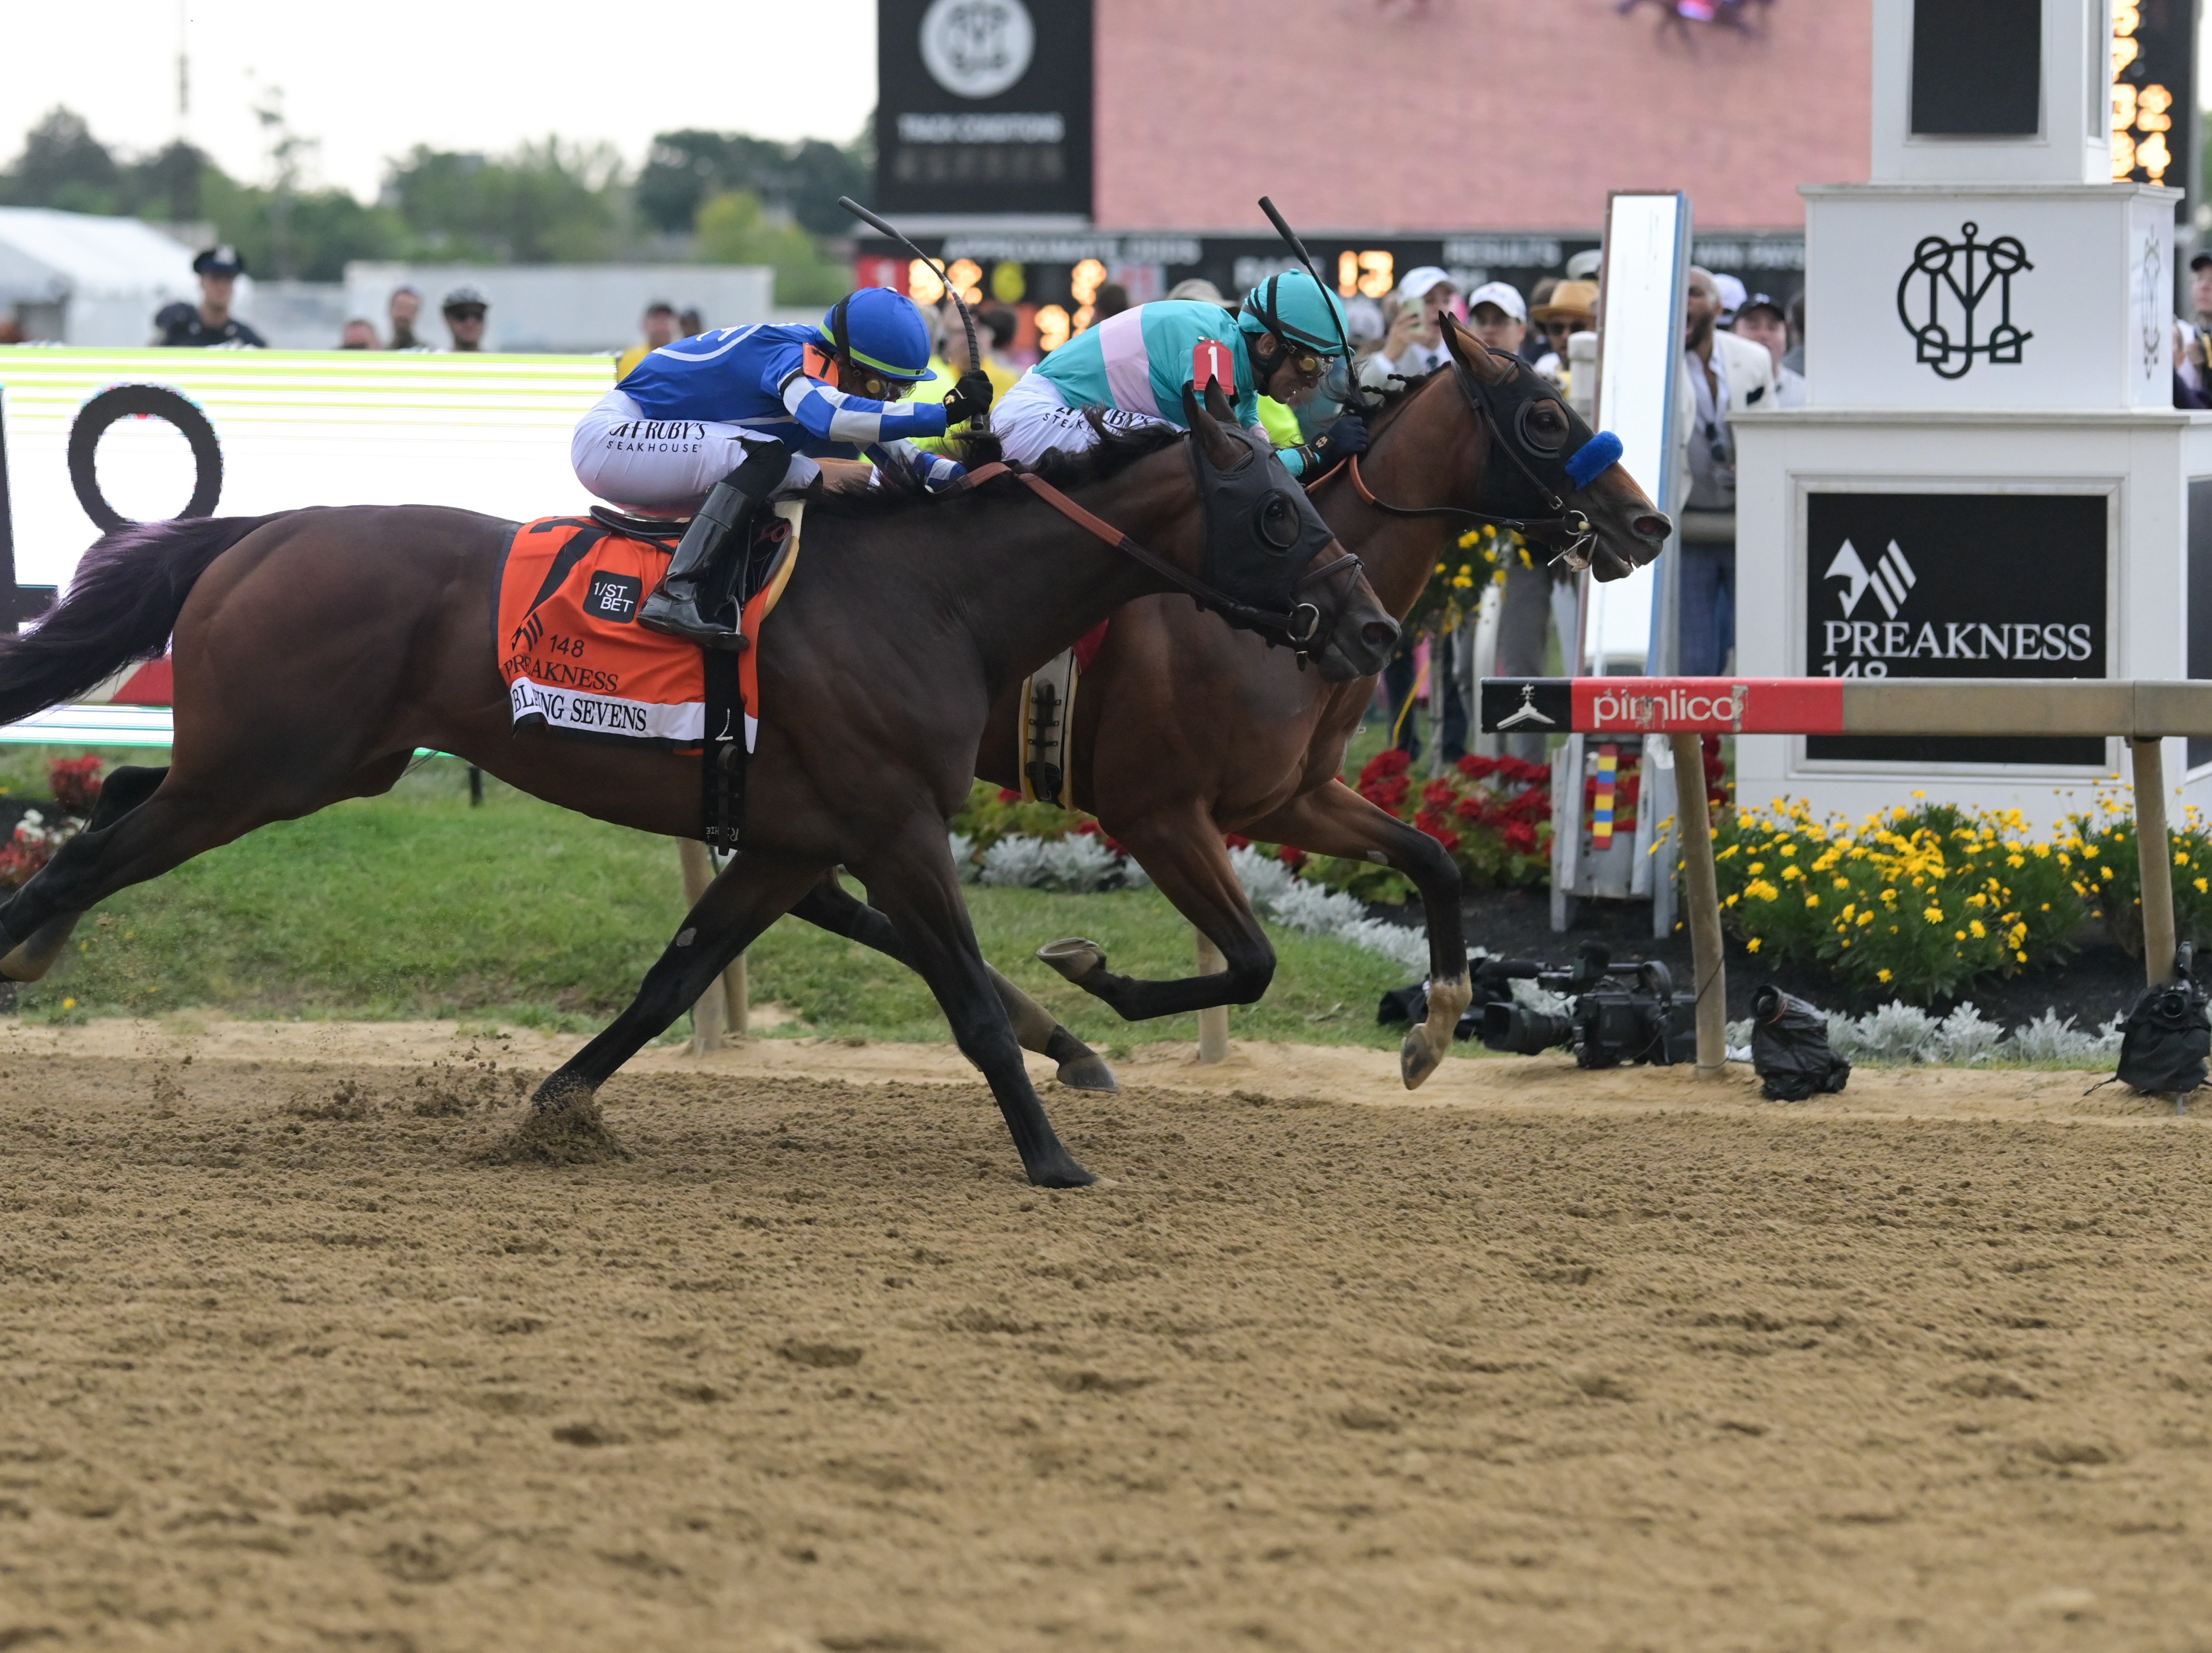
1565 430 1623 490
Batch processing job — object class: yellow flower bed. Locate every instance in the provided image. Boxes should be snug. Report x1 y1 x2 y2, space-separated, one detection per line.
1713 799 2091 1002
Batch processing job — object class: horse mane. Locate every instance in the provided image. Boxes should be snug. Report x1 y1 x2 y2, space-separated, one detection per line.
799 412 1187 520
1358 364 1451 440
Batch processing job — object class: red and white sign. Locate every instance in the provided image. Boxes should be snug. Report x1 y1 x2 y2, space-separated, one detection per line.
1577 678 1845 734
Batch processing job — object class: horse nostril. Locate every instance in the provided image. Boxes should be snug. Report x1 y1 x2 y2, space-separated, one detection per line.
1362 620 1400 653
1633 513 1672 541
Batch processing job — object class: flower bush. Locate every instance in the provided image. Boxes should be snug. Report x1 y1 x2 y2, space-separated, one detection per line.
0 756 104 891
1714 799 2085 1003
1326 746 1552 898
2060 790 2212 956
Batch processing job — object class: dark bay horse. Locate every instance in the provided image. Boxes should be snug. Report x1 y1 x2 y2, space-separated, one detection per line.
791 317 1671 1088
0 394 1397 1188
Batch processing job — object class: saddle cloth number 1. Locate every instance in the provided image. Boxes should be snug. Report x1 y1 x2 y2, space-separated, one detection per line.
1192 340 1235 396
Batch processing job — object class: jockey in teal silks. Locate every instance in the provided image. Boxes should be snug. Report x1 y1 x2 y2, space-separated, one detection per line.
992 268 1369 477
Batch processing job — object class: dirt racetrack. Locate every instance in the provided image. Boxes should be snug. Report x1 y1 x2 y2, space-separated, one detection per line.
4 1022 2212 1651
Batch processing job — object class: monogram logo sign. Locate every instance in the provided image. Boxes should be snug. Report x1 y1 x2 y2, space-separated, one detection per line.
2139 229 2166 381
1895 222 2033 381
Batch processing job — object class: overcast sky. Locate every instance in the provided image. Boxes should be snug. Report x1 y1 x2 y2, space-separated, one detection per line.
5 0 880 200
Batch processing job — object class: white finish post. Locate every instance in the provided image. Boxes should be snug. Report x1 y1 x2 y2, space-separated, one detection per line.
1195 927 1230 1064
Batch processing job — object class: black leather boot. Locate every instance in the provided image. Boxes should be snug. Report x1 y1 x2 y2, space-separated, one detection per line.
641 442 790 647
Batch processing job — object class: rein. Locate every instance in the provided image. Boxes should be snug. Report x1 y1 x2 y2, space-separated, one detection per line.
962 460 1362 649
1309 356 1598 569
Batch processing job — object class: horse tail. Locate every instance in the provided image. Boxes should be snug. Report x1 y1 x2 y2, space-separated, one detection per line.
0 513 277 726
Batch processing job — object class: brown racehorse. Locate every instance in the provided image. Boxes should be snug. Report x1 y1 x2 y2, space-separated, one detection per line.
787 317 1670 1087
0 394 1398 1188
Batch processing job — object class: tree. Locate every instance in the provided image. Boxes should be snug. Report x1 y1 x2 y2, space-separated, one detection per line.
0 107 123 213
383 140 626 263
694 190 850 306
639 129 868 238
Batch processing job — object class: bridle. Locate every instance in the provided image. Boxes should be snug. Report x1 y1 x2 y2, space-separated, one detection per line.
1313 349 1611 571
962 458 1363 656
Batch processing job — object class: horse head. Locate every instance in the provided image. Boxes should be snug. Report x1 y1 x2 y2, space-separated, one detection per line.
1180 380 1399 682
1439 314 1671 582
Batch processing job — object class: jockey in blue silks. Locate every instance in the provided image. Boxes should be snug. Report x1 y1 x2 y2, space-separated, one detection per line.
570 285 994 646
992 268 1370 478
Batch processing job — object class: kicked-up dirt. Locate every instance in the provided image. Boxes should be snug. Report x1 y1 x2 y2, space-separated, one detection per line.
1 1023 2210 1651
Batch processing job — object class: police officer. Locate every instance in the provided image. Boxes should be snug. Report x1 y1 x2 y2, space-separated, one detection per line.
443 286 488 352
153 246 267 348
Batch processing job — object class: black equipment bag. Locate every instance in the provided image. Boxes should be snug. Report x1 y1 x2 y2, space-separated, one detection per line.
2115 951 2211 1095
1749 985 1852 1102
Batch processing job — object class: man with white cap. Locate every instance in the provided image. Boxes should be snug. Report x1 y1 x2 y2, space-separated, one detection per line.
1464 280 1528 356
1362 265 1459 390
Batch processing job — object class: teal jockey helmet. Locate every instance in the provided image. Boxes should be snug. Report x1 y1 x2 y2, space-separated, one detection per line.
1237 267 1352 360
821 286 939 381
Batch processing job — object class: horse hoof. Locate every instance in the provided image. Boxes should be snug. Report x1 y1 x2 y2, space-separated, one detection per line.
1028 1154 1100 1189
1037 937 1107 985
0 913 83 983
1055 1052 1120 1093
1400 1026 1444 1091
494 1073 630 1164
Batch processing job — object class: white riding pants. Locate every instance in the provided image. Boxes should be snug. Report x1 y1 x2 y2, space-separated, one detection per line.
569 387 820 513
992 371 1172 468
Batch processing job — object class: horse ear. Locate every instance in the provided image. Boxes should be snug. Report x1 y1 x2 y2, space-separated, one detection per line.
1202 377 1237 425
1442 312 1512 385
1182 381 1252 469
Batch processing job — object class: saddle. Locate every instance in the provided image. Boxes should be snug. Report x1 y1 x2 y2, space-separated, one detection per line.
498 505 804 850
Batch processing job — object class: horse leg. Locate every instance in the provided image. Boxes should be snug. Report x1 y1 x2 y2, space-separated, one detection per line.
527 848 829 1119
0 764 166 980
788 871 1119 1093
849 825 1094 1188
1244 779 1469 1090
1034 811 1277 1021
0 752 410 982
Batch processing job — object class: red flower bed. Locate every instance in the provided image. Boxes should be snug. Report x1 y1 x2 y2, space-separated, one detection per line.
1353 747 1552 888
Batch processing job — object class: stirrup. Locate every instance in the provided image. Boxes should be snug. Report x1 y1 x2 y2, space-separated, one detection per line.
640 588 746 651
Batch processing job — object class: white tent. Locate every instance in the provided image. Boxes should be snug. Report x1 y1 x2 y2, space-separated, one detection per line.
0 208 198 346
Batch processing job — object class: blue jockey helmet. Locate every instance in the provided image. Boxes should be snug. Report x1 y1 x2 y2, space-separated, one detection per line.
1237 268 1352 358
821 287 938 381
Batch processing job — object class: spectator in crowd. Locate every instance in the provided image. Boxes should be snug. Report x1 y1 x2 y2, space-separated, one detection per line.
1564 249 1603 282
1092 282 1131 322
1783 289 1805 376
386 284 426 351
1521 277 1560 363
1730 292 1804 407
1711 272 1746 327
443 287 488 352
1343 294 1385 358
1529 279 1597 390
1361 266 1459 392
154 245 266 348
1166 277 1227 306
338 318 378 349
971 304 1021 400
616 301 683 379
678 305 705 337
2191 253 2212 338
1676 265 1777 677
2175 318 2207 409
1465 280 1527 355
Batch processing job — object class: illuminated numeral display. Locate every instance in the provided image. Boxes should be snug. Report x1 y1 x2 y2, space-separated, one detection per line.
2111 0 2187 187
1336 250 1395 299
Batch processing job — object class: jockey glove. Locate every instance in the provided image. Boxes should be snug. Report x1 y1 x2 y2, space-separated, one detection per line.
940 369 997 428
1294 413 1369 474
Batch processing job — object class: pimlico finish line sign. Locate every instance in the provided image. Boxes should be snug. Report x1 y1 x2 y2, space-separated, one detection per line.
1479 677 2212 739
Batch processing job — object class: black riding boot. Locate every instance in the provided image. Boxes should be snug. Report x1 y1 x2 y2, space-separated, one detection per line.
641 442 791 647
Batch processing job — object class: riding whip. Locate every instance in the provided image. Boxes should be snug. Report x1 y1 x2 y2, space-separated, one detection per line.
1256 195 1373 413
836 195 988 435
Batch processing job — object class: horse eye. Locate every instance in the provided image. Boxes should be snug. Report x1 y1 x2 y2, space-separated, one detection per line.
1258 494 1300 550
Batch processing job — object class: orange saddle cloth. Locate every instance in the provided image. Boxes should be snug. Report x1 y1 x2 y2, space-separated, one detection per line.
495 509 797 749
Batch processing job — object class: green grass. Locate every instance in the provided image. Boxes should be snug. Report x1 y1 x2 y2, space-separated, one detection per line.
10 758 1421 1052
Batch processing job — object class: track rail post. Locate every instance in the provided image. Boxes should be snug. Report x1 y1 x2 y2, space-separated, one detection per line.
2133 737 2178 986
677 839 740 1052
1195 927 1230 1064
1667 731 1727 1078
